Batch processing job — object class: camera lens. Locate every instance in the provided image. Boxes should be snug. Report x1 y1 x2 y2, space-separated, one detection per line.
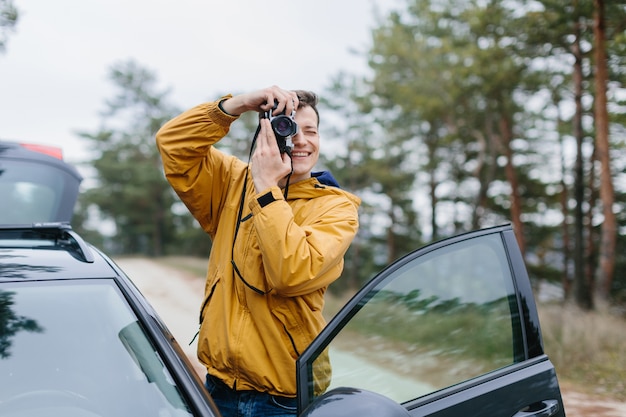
271 116 296 137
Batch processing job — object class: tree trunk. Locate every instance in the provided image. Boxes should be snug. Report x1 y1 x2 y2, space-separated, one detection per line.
556 100 571 299
572 12 593 310
430 173 438 241
427 137 439 241
472 128 497 232
585 148 598 300
499 115 526 258
592 0 617 307
387 207 397 264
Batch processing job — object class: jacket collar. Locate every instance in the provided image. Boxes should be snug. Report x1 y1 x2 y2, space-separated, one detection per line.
311 171 341 188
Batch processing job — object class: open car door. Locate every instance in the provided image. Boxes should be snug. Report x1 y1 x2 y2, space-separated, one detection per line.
297 224 566 417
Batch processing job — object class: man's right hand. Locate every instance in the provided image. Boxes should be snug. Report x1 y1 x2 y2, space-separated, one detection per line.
220 86 299 117
250 118 293 193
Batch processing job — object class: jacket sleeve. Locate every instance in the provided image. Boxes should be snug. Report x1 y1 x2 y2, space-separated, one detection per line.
249 186 360 296
155 98 242 235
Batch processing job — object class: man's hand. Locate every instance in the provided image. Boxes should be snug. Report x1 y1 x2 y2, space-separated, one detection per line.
250 118 292 193
221 86 299 116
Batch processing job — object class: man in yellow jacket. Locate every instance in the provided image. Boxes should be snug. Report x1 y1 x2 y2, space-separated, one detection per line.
156 86 360 417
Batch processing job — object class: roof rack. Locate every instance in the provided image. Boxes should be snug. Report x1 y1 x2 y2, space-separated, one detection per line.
0 222 95 263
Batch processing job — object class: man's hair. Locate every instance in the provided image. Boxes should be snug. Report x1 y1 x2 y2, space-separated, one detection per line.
294 90 320 127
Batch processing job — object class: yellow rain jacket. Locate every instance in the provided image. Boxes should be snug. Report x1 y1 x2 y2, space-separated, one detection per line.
156 98 361 397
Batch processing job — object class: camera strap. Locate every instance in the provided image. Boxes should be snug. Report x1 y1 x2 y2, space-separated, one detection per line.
230 123 293 295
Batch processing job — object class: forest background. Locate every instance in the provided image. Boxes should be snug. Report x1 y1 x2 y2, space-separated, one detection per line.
2 0 625 400
64 0 626 312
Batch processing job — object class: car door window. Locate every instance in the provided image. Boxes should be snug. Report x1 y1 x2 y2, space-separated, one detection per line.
307 232 524 405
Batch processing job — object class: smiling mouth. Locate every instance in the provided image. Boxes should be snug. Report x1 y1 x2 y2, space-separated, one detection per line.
291 151 309 157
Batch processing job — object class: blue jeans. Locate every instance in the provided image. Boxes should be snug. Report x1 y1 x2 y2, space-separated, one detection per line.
205 374 297 417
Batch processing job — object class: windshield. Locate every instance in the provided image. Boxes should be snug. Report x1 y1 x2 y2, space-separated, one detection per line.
0 280 193 416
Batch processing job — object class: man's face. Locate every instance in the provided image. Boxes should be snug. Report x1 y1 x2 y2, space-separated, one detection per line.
285 106 319 183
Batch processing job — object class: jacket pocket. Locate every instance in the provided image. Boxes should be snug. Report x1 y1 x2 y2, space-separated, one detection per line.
271 298 321 360
199 272 221 325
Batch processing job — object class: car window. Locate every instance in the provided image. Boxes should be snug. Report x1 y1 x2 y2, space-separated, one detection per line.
0 159 78 224
307 233 524 405
0 280 194 417
0 150 82 225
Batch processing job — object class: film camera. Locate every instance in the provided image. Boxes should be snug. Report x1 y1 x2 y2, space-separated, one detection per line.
263 101 298 155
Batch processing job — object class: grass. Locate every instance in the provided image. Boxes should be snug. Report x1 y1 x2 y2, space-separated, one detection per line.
537 302 626 401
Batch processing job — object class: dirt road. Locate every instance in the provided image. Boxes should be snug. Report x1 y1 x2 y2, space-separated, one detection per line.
115 257 626 417
116 257 206 376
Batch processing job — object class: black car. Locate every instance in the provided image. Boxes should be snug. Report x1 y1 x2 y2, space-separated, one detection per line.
0 141 218 416
0 141 566 417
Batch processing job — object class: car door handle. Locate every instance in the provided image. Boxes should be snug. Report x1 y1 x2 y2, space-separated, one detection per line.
512 399 560 417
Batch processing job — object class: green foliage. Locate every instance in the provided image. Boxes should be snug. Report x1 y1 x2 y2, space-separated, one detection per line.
320 72 422 290
367 0 539 238
347 0 626 308
0 0 18 53
69 0 626 307
75 60 205 256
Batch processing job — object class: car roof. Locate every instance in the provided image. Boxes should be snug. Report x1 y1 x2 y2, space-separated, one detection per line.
0 140 82 181
0 223 118 281
0 247 116 281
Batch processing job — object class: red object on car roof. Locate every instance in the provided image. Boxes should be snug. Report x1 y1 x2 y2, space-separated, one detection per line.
19 143 64 160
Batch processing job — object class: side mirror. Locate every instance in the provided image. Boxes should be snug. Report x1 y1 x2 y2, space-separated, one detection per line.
301 387 410 417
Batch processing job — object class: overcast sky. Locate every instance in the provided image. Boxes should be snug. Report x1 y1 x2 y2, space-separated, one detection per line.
1 0 398 164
